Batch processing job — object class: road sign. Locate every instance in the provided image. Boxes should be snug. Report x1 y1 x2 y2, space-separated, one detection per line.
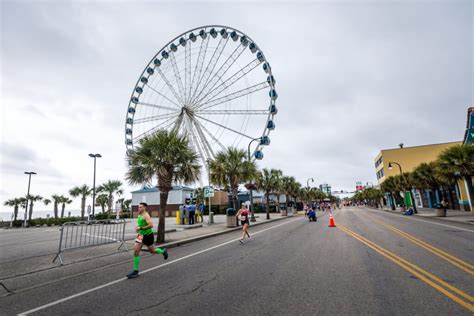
204 187 215 198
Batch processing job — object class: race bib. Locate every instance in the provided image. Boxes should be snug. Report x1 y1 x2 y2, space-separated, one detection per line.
135 235 144 243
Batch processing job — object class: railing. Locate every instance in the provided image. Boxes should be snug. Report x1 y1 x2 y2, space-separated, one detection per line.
52 219 128 265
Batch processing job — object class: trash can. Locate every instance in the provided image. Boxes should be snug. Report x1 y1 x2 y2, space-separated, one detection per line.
226 208 237 228
209 211 214 224
280 206 287 216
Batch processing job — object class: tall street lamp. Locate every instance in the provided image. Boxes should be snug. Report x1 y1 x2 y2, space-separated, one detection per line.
24 171 36 227
247 137 261 222
89 153 102 218
306 177 314 188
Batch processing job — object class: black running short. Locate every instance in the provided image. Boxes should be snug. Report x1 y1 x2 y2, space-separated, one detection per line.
135 233 154 246
241 220 249 226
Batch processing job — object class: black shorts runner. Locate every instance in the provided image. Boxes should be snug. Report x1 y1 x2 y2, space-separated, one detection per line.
241 220 249 226
136 233 154 246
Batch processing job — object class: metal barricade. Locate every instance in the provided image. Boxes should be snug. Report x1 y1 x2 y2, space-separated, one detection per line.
53 219 128 265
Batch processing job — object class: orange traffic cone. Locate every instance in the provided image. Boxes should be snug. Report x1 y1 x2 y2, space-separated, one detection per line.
328 214 336 227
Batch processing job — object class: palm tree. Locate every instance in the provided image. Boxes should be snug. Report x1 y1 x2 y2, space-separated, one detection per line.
194 187 205 205
281 176 298 210
123 199 132 213
412 162 444 208
58 196 72 218
126 130 201 243
3 198 24 221
69 185 92 220
209 147 258 210
51 195 62 218
436 144 474 211
27 195 43 223
256 168 279 220
381 176 397 210
97 180 123 213
96 194 109 213
272 169 283 212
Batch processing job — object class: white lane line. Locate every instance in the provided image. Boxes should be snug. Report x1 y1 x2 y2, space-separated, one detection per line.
19 217 301 315
362 208 474 233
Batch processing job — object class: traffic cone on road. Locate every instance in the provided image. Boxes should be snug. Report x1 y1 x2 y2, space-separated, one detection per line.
328 214 336 227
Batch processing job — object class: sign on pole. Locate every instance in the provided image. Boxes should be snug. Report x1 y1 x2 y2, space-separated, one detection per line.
204 187 215 198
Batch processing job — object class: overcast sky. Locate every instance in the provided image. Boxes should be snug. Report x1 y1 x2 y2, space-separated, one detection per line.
1 0 472 212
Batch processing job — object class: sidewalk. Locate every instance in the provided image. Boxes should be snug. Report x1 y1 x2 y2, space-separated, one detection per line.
374 206 474 225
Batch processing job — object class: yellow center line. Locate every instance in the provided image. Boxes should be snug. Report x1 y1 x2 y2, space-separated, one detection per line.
337 224 474 312
367 215 474 275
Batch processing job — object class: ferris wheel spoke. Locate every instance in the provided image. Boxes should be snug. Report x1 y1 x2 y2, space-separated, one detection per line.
145 84 182 109
184 40 192 105
133 115 178 142
188 36 210 105
137 101 180 113
197 109 268 115
189 116 214 160
190 36 229 106
192 116 226 152
197 81 269 111
134 112 178 124
195 58 262 107
157 68 185 105
184 115 206 161
169 52 187 104
171 113 184 133
194 113 254 140
191 43 246 108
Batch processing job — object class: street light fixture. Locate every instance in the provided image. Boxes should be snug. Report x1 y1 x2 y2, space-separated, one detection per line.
24 171 37 227
306 177 314 188
89 153 102 218
388 161 403 174
247 137 261 222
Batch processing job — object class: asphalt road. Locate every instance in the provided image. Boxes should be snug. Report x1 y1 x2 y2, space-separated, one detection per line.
2 207 473 315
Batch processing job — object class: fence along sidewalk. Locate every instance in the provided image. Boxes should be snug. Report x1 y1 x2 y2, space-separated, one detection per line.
53 219 128 265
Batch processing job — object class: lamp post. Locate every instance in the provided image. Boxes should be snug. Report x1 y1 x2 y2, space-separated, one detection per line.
206 159 213 224
24 171 36 227
306 177 314 188
248 137 261 222
89 153 102 218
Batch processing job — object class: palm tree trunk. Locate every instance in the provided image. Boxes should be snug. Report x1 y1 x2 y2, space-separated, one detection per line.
61 204 65 218
157 191 168 243
14 205 18 221
266 192 270 220
54 202 58 219
232 187 238 210
81 197 86 220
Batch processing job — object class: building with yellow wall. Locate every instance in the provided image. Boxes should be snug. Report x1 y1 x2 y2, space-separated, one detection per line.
374 141 461 210
374 141 462 185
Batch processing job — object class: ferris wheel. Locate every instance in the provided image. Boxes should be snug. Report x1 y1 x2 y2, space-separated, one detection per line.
125 25 278 169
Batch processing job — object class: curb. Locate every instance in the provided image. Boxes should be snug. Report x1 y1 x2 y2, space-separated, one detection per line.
157 215 295 249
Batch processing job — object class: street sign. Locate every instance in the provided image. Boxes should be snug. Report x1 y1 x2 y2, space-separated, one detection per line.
204 187 215 198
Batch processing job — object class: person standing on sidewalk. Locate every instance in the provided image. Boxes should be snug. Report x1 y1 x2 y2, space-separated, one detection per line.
236 204 250 244
127 202 168 279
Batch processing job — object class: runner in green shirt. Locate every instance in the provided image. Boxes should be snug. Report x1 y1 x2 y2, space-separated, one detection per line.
127 202 168 278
